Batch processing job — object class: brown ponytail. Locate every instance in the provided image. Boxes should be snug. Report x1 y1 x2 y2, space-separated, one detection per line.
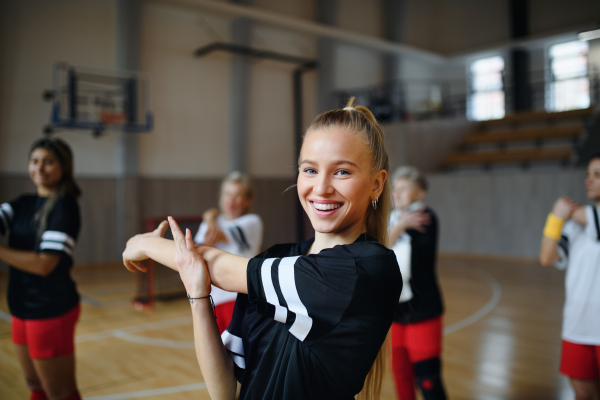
29 138 81 237
303 98 391 399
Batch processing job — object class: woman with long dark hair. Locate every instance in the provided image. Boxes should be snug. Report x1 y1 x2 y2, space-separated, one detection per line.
0 138 82 400
122 99 402 399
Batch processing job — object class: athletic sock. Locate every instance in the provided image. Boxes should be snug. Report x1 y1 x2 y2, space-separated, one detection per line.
30 390 48 400
414 357 447 400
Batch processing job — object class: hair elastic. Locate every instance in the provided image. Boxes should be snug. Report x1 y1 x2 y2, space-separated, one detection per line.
187 294 217 319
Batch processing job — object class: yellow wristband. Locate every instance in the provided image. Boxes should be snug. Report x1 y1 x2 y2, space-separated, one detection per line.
543 213 565 240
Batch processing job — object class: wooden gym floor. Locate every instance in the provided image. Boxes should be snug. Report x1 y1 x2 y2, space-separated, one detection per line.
0 256 573 400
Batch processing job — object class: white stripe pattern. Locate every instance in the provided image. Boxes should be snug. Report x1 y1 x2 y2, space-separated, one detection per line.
40 241 73 256
0 203 13 230
42 230 76 248
260 258 288 322
278 256 313 341
1 203 14 219
222 330 245 369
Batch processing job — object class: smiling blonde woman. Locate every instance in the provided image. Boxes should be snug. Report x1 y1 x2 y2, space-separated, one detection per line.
122 99 402 400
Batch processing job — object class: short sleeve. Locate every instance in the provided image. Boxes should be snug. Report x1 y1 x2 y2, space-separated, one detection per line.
38 196 80 258
246 252 357 343
223 214 263 257
584 205 600 241
0 201 16 236
193 222 208 244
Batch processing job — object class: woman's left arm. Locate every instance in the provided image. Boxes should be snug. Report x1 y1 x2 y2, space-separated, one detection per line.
0 244 60 276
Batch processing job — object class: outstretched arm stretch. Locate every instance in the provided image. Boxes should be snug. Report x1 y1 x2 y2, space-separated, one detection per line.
122 217 248 399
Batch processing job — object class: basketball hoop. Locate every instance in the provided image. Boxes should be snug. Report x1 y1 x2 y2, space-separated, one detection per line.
100 111 126 126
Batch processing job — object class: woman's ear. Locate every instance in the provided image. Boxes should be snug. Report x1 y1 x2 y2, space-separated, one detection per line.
372 169 387 199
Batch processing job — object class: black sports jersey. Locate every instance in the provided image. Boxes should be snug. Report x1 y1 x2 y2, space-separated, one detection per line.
0 194 80 319
392 207 444 324
222 234 402 400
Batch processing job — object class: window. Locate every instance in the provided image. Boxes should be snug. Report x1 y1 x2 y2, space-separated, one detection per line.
547 41 589 112
468 56 505 121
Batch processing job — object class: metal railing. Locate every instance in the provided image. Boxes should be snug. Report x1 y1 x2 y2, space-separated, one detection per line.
332 65 599 123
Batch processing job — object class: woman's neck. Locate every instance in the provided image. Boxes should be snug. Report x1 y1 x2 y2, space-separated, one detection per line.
309 225 365 254
36 186 55 198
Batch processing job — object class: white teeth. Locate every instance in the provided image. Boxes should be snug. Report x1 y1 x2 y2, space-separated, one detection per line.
312 202 341 211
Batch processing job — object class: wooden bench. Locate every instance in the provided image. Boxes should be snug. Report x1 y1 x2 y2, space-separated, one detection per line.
445 147 573 165
478 107 593 127
463 124 582 145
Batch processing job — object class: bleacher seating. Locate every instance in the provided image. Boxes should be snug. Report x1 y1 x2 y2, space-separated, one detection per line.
445 107 594 167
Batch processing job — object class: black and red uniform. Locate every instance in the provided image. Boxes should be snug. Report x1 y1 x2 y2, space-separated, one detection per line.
1 194 81 358
389 205 447 400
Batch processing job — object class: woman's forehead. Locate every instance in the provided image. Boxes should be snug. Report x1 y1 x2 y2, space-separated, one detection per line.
300 128 369 163
30 147 56 159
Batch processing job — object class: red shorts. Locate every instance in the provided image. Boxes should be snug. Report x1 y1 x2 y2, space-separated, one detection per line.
12 304 80 359
391 316 443 362
215 300 236 334
560 340 600 380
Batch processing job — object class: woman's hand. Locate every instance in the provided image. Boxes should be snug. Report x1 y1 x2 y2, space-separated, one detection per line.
122 220 169 273
169 217 212 299
552 197 579 220
203 224 228 247
397 209 431 233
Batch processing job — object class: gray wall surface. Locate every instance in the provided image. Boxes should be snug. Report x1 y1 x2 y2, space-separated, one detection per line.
427 168 588 259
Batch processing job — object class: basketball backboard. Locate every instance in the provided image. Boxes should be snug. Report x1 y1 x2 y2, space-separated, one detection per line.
45 62 153 136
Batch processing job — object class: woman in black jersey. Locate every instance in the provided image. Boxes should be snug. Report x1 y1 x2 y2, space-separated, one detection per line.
0 138 82 400
388 166 446 400
122 99 403 399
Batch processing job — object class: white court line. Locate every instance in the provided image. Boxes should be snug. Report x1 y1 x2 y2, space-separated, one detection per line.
76 317 192 343
112 330 194 348
0 309 11 322
443 270 502 335
82 382 207 400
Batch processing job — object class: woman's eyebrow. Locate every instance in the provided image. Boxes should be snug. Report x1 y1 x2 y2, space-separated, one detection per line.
300 159 358 167
332 160 359 167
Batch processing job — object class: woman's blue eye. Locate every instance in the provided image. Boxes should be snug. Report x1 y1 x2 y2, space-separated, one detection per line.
336 170 350 176
304 168 316 174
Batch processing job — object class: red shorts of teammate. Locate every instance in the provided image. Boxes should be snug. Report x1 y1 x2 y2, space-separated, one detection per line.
560 340 600 380
12 303 80 359
391 316 443 400
215 300 236 334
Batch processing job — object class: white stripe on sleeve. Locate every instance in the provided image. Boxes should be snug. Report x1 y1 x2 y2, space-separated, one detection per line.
39 241 73 256
221 330 245 369
41 230 76 248
278 256 313 341
260 258 288 323
0 210 8 231
0 203 14 220
0 203 14 230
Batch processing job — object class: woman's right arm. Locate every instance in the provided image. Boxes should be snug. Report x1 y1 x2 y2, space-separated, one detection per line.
389 210 430 244
123 218 249 294
170 218 238 399
539 197 577 267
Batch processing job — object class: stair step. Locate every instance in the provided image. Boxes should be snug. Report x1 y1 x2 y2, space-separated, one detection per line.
478 107 593 127
446 147 573 165
463 125 582 145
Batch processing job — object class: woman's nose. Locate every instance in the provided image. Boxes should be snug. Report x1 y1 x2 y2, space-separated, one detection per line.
314 175 333 196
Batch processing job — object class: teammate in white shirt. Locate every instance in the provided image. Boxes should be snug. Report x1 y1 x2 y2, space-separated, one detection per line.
540 154 600 399
194 171 263 333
